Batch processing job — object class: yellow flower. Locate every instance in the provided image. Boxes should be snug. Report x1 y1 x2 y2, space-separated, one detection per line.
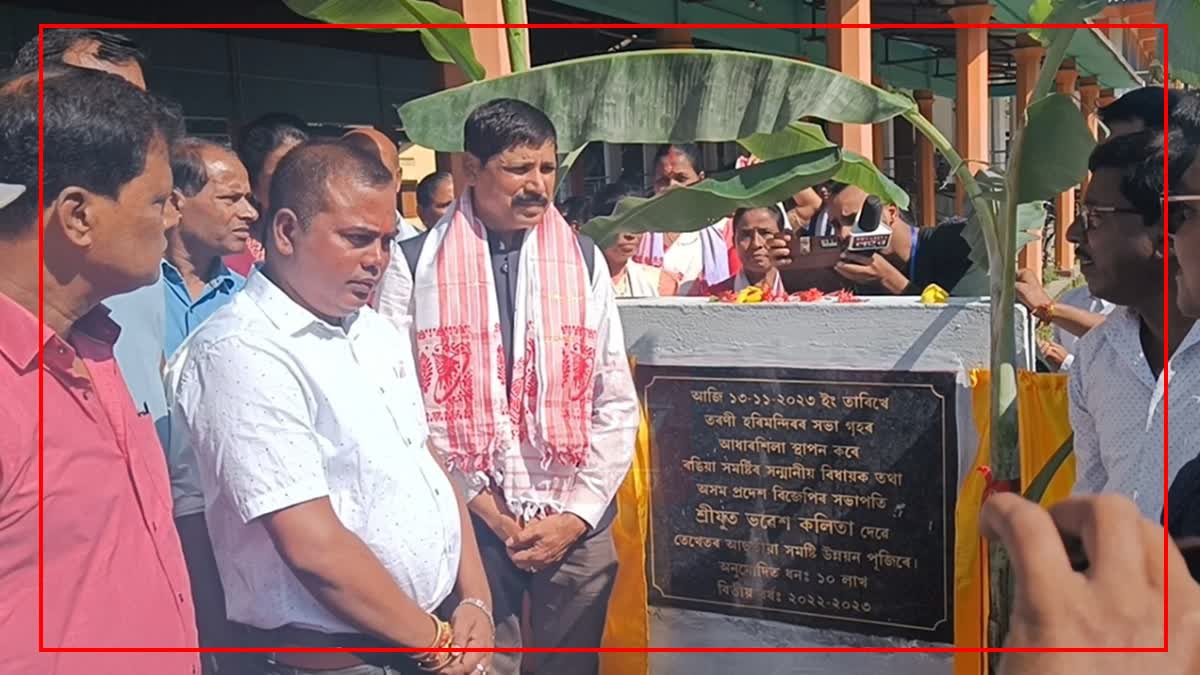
920 283 949 305
736 286 764 304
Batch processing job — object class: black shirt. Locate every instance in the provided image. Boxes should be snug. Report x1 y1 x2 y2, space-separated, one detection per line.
900 217 973 295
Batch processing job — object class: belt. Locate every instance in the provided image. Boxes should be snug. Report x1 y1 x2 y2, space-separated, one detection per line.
236 623 414 671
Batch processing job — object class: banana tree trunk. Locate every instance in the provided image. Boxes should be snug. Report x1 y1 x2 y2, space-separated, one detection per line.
904 107 1016 668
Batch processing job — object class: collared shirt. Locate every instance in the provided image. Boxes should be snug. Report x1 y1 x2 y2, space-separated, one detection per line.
397 211 423 241
1053 285 1116 371
104 279 171 452
384 222 639 529
162 259 246 359
1069 307 1200 519
160 259 245 517
166 271 461 634
0 293 199 675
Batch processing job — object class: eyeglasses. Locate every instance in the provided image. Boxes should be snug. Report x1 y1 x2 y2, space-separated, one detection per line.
1078 205 1142 234
1166 194 1200 234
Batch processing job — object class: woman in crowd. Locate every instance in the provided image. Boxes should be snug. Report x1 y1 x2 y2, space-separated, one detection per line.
691 206 785 297
593 183 678 298
636 143 738 294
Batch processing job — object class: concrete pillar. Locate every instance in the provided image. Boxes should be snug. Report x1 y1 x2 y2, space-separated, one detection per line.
826 0 873 161
657 28 693 49
438 0 521 192
642 145 657 192
915 90 938 228
1098 88 1116 141
1012 35 1044 128
1013 34 1045 271
1079 76 1101 195
948 2 994 213
1054 60 1079 275
603 143 623 183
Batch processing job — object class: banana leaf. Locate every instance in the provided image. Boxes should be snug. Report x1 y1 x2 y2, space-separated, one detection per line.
1027 0 1106 43
580 147 842 248
398 49 916 153
283 0 486 81
738 122 910 209
1016 93 1096 204
1158 0 1200 86
1022 434 1075 505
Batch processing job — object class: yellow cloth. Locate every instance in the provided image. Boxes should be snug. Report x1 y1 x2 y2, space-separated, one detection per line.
1017 371 1075 506
953 369 991 675
954 370 1075 675
600 362 651 675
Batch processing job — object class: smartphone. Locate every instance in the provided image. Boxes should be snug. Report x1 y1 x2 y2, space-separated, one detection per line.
777 234 851 294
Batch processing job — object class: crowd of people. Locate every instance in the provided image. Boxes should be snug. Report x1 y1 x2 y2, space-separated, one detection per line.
2 26 1200 675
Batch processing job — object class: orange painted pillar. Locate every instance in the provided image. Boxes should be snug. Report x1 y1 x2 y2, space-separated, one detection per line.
1054 60 1079 275
438 1 521 191
656 28 693 48
1013 34 1045 271
1098 88 1116 140
1079 76 1101 195
948 2 994 213
915 90 937 228
826 0 873 161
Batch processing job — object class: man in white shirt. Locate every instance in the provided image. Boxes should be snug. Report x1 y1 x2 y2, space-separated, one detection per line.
167 140 493 675
381 99 638 675
1068 129 1200 520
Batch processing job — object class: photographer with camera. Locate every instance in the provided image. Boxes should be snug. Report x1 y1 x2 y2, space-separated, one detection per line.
767 182 973 295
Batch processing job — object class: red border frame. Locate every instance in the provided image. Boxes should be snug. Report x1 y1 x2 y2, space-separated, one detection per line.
35 19 1171 658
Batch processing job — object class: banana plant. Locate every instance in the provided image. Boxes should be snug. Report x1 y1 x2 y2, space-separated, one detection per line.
1158 0 1200 86
397 49 918 239
283 0 487 81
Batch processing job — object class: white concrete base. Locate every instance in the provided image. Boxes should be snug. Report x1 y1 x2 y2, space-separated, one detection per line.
617 297 1031 673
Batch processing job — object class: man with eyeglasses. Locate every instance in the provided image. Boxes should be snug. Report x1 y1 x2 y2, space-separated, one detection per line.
1066 128 1200 520
1161 123 1200 540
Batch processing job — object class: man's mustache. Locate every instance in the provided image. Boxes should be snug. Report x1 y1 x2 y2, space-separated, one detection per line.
513 195 548 208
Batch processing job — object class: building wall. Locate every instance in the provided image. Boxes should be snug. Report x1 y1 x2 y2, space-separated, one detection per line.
1 9 441 143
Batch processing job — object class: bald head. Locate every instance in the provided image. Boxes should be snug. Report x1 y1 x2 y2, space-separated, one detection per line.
342 128 400 193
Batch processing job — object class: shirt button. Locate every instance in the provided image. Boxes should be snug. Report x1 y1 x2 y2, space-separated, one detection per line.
178 593 185 603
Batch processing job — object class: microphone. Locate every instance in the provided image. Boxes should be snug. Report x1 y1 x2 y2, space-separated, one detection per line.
845 195 893 253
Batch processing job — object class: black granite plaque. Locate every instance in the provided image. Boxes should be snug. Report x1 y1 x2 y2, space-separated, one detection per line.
639 365 958 644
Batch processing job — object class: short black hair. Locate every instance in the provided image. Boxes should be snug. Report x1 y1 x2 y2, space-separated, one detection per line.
235 112 309 189
267 140 393 233
590 181 644 220
732 205 785 231
0 67 180 236
1173 90 1200 144
416 171 453 208
12 29 145 74
558 195 591 226
1098 86 1179 131
1087 129 1187 228
653 143 702 173
463 98 557 165
171 137 235 197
